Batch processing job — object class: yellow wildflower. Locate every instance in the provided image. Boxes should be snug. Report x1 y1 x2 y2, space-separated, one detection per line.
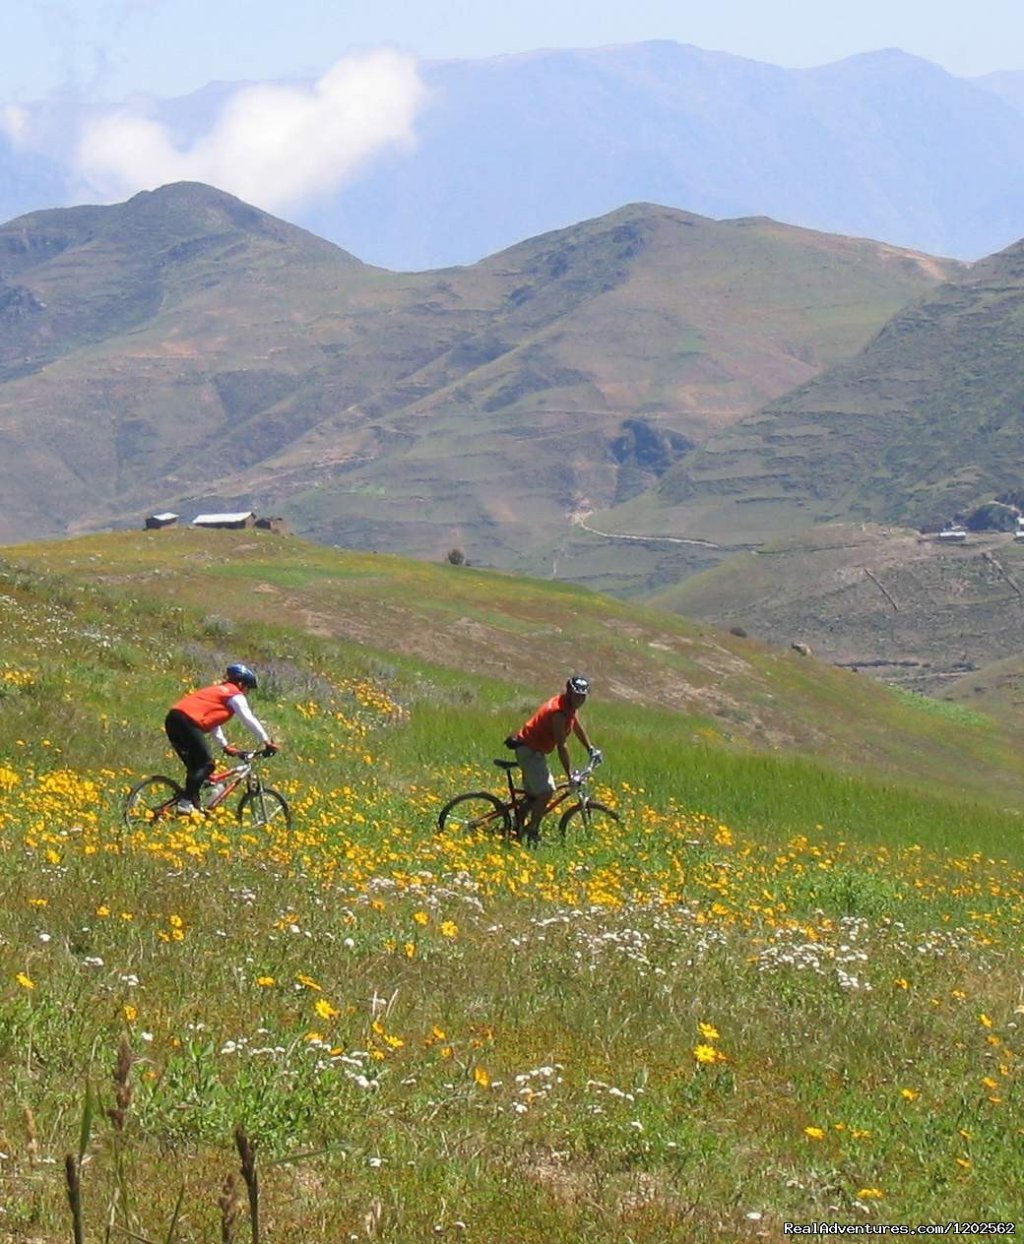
693 1044 726 1065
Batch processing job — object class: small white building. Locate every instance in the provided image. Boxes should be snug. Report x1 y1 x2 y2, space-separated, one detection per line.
192 511 256 530
937 522 967 543
1014 517 1024 542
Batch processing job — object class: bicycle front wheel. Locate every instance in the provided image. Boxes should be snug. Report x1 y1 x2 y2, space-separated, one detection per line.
558 800 620 841
237 787 292 831
123 775 184 828
437 792 512 837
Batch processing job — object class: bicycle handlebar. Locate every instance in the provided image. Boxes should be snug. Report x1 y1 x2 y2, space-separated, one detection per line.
567 753 604 786
228 747 278 763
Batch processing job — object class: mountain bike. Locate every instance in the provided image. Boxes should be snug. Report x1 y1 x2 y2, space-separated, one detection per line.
122 749 291 831
436 755 618 844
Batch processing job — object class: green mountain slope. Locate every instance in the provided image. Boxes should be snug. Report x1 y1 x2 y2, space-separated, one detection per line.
581 237 1024 575
0 185 955 563
3 527 1021 811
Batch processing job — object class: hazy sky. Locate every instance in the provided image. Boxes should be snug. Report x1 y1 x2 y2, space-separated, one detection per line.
5 0 1021 103
4 0 1018 230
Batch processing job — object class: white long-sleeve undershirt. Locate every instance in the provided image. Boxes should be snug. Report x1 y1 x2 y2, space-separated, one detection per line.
212 693 271 747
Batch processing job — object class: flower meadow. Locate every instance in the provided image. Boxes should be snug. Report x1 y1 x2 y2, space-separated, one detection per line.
0 670 1022 1242
1 546 1023 1241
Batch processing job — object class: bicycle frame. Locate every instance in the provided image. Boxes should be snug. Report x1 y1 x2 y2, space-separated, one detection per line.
122 749 290 833
203 753 261 810
437 753 615 844
496 755 603 826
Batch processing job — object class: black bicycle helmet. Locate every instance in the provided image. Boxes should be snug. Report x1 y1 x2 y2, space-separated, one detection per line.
225 662 258 690
567 674 591 696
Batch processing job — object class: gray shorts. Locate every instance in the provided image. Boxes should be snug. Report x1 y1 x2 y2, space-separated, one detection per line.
515 745 556 797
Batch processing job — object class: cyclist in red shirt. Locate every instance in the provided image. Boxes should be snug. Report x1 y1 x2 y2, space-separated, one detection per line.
164 663 278 813
507 675 602 841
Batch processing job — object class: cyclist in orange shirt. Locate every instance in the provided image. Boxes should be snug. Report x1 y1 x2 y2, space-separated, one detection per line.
506 675 602 841
164 663 278 813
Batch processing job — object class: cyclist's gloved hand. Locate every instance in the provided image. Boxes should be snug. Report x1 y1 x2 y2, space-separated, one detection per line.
589 747 603 765
262 741 280 757
223 745 244 757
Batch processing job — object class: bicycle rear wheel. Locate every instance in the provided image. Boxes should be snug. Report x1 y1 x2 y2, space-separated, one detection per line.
557 800 620 841
437 792 512 837
122 775 184 828
237 786 291 831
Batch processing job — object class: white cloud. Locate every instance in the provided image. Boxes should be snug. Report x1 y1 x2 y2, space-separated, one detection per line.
74 48 426 210
1 105 31 146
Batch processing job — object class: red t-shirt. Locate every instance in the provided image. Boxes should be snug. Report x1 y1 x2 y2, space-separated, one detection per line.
518 693 576 755
172 682 243 732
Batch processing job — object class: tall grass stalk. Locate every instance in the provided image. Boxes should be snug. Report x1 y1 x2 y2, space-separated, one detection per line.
235 1126 260 1244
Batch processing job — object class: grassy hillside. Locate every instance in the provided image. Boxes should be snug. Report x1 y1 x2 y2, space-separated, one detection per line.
2 532 1023 1235
0 186 955 566
2 526 1022 814
1 532 1022 1239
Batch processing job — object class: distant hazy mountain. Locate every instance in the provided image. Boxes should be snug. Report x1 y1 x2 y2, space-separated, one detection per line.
3 43 1024 269
0 183 953 555
974 70 1024 115
310 44 1024 269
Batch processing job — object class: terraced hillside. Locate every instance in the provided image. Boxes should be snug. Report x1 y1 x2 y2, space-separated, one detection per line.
649 522 1024 707
575 237 1024 587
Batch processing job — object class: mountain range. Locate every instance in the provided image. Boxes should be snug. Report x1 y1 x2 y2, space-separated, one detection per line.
0 182 954 559
3 43 1024 270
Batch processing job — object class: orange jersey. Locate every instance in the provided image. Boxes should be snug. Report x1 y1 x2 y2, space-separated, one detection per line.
172 681 243 732
518 693 576 755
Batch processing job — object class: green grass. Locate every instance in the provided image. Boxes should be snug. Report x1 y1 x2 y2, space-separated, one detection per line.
888 687 994 728
0 533 1021 1240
